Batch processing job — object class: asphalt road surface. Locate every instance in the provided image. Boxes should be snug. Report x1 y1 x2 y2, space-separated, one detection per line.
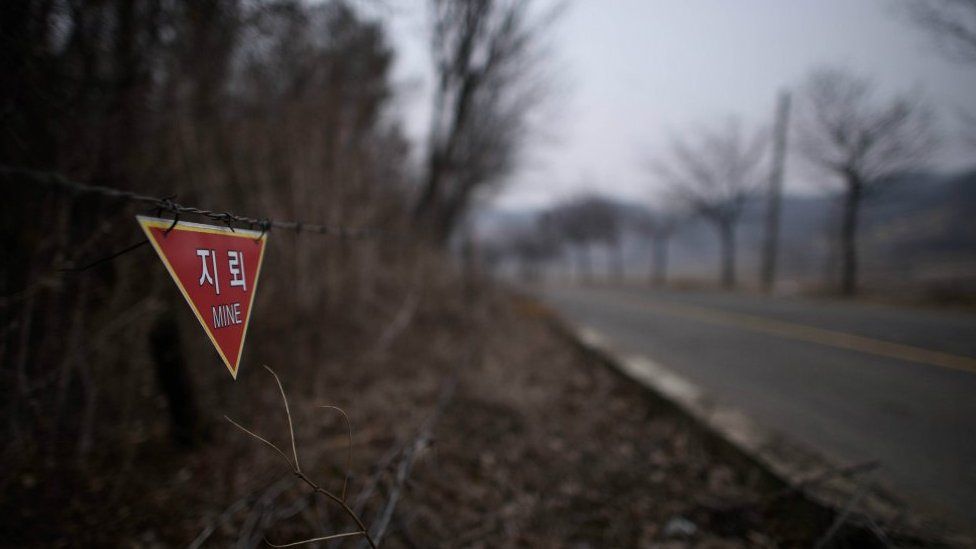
537 284 976 529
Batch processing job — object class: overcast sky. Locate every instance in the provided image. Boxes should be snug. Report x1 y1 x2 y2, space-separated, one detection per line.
381 0 976 209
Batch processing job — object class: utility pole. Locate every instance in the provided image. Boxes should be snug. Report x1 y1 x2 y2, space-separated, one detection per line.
760 91 791 293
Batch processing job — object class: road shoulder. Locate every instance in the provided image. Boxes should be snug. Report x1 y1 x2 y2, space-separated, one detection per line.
541 297 970 546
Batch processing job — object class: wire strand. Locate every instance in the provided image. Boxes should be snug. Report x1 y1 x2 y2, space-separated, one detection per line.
0 165 390 240
58 239 150 273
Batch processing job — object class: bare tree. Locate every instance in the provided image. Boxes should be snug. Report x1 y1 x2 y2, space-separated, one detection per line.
0 0 412 463
546 195 623 282
899 1 976 149
505 221 560 281
629 206 678 287
413 0 557 245
796 67 936 296
542 205 589 282
654 119 766 289
583 196 626 281
902 0 976 63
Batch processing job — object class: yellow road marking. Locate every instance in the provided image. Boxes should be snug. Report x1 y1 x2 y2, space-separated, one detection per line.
604 294 976 375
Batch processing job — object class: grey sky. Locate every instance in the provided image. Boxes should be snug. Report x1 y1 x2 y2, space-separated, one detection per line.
382 0 976 209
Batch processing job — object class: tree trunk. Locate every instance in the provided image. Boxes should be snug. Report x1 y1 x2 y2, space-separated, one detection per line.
414 93 446 223
839 175 862 296
612 241 625 282
576 245 592 283
718 220 736 289
433 186 470 246
414 150 444 226
651 234 669 287
150 309 203 447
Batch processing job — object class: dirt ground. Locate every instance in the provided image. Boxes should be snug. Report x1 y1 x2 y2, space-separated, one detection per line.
394 296 835 548
4 288 889 547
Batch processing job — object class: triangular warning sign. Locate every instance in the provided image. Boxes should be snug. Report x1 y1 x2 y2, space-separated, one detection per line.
137 215 267 379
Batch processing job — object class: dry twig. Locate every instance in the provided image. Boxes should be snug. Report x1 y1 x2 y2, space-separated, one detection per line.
814 482 871 549
318 405 352 501
225 365 377 548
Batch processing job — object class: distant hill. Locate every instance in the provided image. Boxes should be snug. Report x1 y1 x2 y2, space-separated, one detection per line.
760 169 976 291
475 167 976 295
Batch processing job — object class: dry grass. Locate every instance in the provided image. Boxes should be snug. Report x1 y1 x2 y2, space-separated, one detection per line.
3 267 881 547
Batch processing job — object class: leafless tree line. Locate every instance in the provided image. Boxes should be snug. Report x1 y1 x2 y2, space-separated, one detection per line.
490 64 939 296
1 0 411 464
413 0 559 244
485 1 975 296
0 1 557 543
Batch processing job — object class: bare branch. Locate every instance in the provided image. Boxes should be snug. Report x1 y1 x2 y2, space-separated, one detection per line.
415 0 562 242
264 364 302 474
317 405 353 501
224 415 295 471
901 0 976 64
225 367 376 549
654 118 767 225
265 530 364 548
796 67 937 184
795 66 937 295
649 117 766 288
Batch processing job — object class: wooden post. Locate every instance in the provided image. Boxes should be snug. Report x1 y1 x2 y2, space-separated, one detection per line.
761 91 791 293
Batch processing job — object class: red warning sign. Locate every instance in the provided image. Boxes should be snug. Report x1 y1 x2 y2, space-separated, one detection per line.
137 216 267 378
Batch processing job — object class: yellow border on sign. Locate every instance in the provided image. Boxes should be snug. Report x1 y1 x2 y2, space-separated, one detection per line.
136 215 268 379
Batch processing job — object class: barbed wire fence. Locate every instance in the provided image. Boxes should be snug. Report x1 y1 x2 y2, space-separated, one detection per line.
0 165 392 239
0 165 412 309
1 164 462 547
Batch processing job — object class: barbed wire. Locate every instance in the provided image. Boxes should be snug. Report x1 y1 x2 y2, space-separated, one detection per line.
0 165 391 240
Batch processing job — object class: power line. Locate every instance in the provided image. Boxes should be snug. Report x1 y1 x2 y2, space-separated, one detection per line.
0 165 389 240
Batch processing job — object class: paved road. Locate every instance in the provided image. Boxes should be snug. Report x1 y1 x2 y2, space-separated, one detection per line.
537 284 976 529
